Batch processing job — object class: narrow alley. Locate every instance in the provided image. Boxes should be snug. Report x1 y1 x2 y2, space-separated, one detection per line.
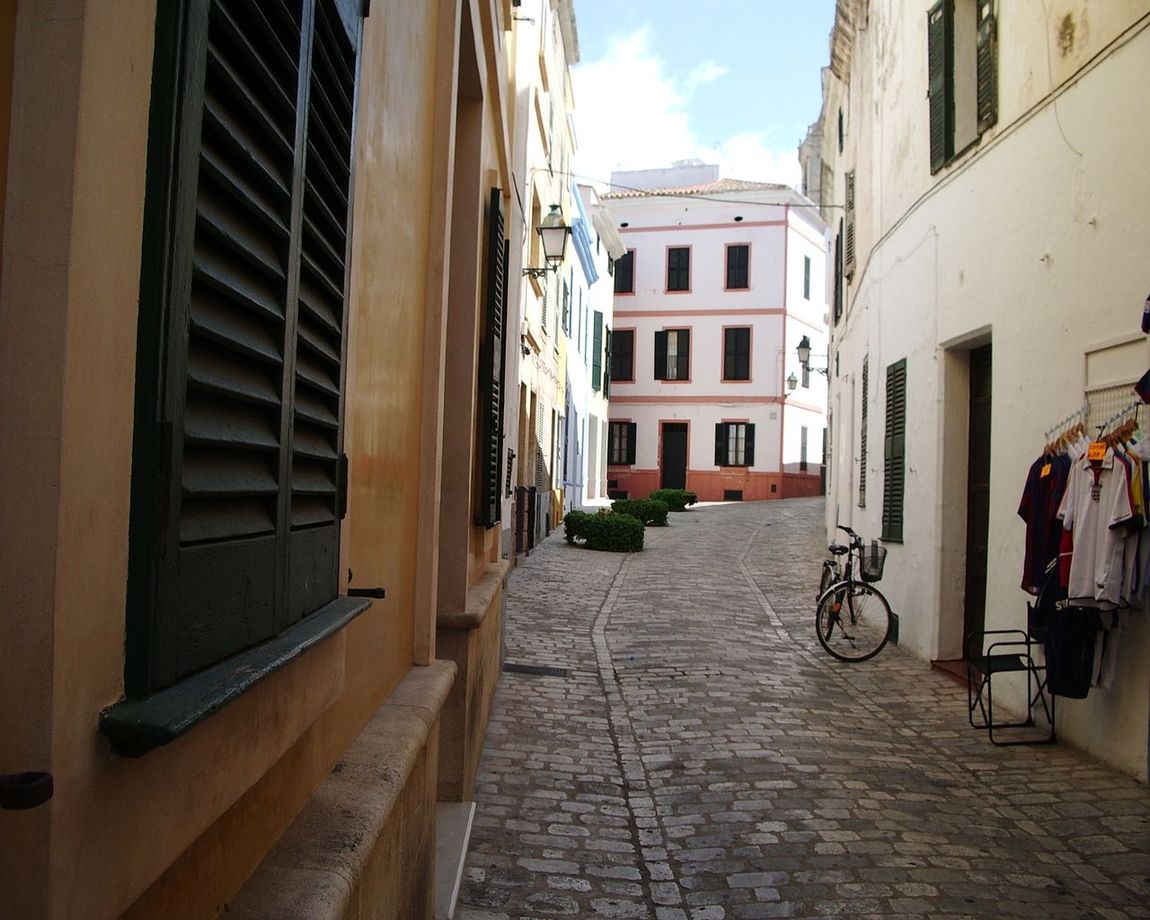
458 498 1150 920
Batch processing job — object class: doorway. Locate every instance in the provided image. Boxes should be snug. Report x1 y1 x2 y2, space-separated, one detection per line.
963 344 992 659
661 422 688 490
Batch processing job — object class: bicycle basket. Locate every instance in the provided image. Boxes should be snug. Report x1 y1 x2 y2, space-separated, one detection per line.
860 541 887 582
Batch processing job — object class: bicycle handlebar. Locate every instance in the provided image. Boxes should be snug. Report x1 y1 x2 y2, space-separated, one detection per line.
836 524 863 546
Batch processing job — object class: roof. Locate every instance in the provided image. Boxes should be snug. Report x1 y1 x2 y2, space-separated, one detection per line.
601 178 794 200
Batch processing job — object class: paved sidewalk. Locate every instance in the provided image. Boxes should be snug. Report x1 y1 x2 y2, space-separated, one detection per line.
457 498 1150 920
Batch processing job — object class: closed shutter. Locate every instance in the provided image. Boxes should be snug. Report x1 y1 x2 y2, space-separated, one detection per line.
976 0 997 133
128 0 363 694
844 171 856 279
677 329 691 380
744 424 755 467
714 423 727 466
477 189 508 528
883 359 907 542
833 228 843 323
626 422 637 465
604 328 612 398
927 0 951 173
654 329 668 380
592 311 603 390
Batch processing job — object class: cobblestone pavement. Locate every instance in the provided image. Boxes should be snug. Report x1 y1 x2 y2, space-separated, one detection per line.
457 498 1150 920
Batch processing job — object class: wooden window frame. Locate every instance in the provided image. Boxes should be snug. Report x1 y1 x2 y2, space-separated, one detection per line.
882 358 907 542
610 328 635 383
613 248 635 295
666 245 690 293
725 243 749 291
722 326 751 382
714 421 755 468
928 0 997 174
608 420 637 466
654 327 691 381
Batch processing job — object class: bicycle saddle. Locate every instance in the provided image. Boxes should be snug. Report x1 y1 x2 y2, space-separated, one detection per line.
828 543 849 556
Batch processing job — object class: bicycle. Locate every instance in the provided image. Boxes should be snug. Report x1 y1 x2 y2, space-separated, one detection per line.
815 525 894 662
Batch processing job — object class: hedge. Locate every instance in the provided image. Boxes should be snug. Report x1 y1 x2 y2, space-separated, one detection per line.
563 510 645 552
611 498 669 527
647 488 698 512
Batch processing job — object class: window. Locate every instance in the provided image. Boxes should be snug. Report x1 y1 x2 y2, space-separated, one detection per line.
800 426 809 471
833 221 844 323
859 356 869 508
611 329 634 382
477 189 511 529
608 421 637 465
667 246 690 292
592 310 604 391
715 422 755 467
561 278 570 334
654 328 690 381
803 255 811 299
614 249 635 294
118 0 367 713
726 244 749 290
722 327 750 381
883 359 907 542
928 0 997 174
844 171 856 279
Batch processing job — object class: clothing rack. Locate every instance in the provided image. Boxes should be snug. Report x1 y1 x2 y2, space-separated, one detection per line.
1044 403 1089 444
1094 399 1142 437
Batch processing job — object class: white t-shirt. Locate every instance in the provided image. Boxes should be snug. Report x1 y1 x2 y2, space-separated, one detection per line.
1057 450 1134 606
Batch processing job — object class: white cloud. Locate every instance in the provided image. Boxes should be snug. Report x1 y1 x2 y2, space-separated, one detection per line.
572 29 800 191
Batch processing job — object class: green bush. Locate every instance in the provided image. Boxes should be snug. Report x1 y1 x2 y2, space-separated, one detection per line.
564 509 591 543
564 510 644 552
611 498 669 527
648 488 698 512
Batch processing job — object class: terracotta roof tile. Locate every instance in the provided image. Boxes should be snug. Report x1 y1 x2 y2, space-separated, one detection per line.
601 178 792 200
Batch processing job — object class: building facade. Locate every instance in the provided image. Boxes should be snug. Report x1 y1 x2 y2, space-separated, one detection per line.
0 0 529 916
602 163 829 503
807 0 1150 779
561 183 626 511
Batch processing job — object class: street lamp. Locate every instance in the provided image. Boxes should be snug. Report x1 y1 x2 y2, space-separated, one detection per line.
797 335 829 376
787 372 798 391
523 204 571 278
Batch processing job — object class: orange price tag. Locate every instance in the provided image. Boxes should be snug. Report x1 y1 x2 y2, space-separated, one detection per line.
1087 441 1107 462
1040 463 1052 478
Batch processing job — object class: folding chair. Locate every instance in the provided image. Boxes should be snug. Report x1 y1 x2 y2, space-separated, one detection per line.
966 621 1056 746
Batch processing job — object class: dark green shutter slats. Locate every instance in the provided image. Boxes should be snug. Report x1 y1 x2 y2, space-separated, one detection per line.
859 357 868 508
610 329 633 381
976 0 997 133
592 311 603 391
130 0 362 693
654 329 668 380
883 359 907 542
724 327 749 380
626 422 637 465
614 250 633 294
844 170 856 278
679 329 690 380
744 424 755 467
604 328 612 398
477 189 508 528
714 423 726 466
927 0 950 173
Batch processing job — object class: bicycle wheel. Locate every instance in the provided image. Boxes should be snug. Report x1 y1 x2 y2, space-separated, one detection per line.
815 580 892 662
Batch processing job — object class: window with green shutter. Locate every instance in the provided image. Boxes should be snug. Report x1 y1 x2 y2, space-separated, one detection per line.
667 246 690 292
722 327 750 381
477 189 510 528
592 310 603 391
882 359 907 542
654 328 690 381
928 0 997 174
714 422 755 467
859 356 869 508
608 421 636 465
113 0 368 744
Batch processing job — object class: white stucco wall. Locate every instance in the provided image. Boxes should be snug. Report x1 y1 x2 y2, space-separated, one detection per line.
823 1 1150 779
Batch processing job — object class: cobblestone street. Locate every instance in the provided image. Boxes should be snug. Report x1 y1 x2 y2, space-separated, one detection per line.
457 498 1150 920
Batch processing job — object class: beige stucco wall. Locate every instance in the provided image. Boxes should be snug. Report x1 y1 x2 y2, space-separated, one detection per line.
0 0 518 916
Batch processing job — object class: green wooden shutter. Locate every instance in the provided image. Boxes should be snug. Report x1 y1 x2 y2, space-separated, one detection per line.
127 0 362 694
592 310 603 391
883 359 907 542
654 329 668 380
477 189 508 528
626 422 637 465
603 327 612 398
679 329 691 380
928 0 951 173
744 424 755 467
844 170 856 279
859 356 869 508
976 0 997 134
714 423 727 466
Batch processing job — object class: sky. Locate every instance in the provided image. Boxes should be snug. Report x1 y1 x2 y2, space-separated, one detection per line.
569 0 837 191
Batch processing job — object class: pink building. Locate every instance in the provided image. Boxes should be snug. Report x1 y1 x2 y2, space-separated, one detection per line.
602 163 828 503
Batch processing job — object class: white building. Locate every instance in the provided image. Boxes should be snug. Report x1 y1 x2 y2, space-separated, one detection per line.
602 163 829 503
807 1 1150 779
564 184 626 512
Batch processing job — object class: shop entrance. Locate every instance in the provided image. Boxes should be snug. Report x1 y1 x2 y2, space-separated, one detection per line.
963 344 993 659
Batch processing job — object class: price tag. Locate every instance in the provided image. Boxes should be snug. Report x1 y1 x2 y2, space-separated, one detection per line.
1087 441 1107 462
1040 463 1052 478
